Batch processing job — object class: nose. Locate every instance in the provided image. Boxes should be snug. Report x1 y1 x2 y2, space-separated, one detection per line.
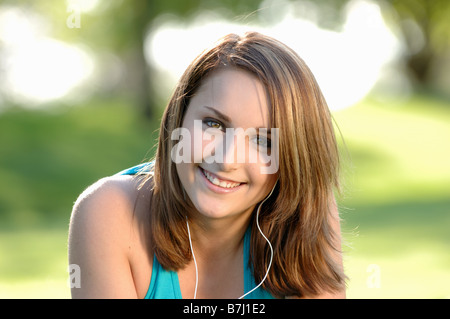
220 134 243 172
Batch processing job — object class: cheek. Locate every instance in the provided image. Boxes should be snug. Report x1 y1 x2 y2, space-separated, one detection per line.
248 166 278 192
178 119 202 164
191 127 223 163
190 132 212 163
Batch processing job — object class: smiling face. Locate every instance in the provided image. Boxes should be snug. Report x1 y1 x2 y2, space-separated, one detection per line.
175 68 279 220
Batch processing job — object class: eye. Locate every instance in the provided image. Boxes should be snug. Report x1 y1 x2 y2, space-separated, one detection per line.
252 135 271 148
203 119 223 130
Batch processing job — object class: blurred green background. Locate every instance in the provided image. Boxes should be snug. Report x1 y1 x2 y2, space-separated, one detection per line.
0 0 449 298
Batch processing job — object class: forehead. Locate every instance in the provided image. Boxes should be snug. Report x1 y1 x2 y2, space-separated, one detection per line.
189 68 271 127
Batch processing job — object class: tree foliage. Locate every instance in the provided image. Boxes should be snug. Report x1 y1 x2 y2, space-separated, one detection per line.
1 0 448 112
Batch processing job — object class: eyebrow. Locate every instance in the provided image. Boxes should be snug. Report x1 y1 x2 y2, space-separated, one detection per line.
204 106 232 124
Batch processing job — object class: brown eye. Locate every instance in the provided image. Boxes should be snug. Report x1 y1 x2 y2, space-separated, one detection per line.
204 119 223 130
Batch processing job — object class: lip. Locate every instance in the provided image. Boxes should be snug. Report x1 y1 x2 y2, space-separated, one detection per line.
198 167 246 194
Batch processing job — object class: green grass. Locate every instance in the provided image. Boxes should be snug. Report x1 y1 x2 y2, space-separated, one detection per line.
0 99 160 227
0 227 70 298
0 94 449 298
333 95 450 298
334 96 450 204
341 198 450 298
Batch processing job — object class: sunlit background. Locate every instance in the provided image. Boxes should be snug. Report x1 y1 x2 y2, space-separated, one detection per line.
0 0 449 298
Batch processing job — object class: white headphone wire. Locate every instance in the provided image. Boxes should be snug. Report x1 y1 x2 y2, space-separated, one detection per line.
185 216 198 299
237 181 276 299
185 180 277 299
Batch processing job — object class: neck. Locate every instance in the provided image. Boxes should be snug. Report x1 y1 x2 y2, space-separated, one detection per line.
186 211 251 261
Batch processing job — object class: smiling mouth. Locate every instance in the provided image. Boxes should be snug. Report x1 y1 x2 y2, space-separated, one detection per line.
200 167 243 189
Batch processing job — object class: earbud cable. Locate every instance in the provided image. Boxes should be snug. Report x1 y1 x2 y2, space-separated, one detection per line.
237 182 275 299
186 180 277 299
185 216 198 299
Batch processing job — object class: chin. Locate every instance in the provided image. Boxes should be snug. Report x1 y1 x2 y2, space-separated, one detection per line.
191 194 250 221
193 201 235 220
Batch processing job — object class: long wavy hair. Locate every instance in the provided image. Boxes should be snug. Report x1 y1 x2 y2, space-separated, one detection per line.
147 31 346 297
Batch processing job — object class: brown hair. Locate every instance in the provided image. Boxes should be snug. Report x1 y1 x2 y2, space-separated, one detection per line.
148 31 346 297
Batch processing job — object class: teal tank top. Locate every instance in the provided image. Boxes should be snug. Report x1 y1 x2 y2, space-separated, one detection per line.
117 163 275 299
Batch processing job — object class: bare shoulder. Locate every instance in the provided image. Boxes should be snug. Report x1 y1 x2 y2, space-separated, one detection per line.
68 173 154 298
72 174 133 216
70 174 150 243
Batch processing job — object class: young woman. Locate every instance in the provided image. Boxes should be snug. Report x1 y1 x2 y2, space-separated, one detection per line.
68 31 347 299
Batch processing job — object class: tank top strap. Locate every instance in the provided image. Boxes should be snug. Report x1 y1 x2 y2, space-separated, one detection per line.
242 226 275 299
115 162 154 176
145 255 182 299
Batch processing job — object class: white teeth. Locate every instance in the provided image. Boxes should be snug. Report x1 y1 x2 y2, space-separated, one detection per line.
219 181 227 188
202 169 240 188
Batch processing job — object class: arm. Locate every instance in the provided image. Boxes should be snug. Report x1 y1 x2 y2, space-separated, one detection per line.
68 177 138 298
